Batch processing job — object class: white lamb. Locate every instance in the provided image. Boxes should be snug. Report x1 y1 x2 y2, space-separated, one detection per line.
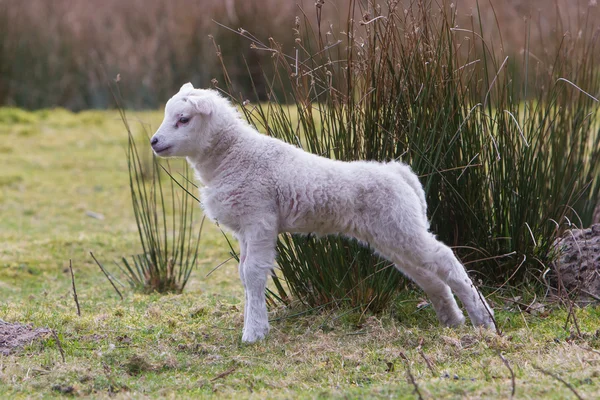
151 83 494 343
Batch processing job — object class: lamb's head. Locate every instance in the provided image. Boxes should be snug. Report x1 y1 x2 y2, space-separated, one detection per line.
151 82 234 158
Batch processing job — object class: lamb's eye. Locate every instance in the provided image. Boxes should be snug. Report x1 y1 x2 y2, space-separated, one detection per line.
178 117 190 124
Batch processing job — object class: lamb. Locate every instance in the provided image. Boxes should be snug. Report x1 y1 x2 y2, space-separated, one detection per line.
151 82 495 343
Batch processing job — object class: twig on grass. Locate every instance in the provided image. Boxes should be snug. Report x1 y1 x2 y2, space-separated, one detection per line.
90 252 123 300
345 330 367 336
497 350 515 399
52 330 66 363
210 324 237 331
268 302 333 323
211 366 237 382
399 352 424 400
533 365 583 400
68 259 81 316
418 349 436 376
416 338 437 376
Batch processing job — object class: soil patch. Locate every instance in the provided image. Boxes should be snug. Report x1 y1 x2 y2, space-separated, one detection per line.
0 319 51 355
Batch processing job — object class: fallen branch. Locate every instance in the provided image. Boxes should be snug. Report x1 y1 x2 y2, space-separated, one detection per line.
497 350 515 399
52 330 66 363
211 366 237 382
416 337 437 376
68 260 81 316
399 352 424 400
418 348 437 376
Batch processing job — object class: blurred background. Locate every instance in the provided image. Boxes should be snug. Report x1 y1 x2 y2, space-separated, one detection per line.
1 0 598 110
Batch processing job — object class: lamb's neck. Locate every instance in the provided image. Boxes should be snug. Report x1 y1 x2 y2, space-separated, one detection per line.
187 123 250 186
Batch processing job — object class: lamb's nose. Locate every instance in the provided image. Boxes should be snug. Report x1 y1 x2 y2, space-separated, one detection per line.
151 137 159 146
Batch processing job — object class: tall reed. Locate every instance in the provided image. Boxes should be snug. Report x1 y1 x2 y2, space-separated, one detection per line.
118 131 204 294
107 91 205 294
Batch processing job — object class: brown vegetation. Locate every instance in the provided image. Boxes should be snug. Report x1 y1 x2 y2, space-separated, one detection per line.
0 0 598 109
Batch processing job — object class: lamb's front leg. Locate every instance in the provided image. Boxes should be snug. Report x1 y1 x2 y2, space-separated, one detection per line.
237 236 249 331
239 235 277 343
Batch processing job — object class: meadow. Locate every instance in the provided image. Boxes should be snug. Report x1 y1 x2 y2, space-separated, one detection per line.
2 0 600 398
0 108 599 398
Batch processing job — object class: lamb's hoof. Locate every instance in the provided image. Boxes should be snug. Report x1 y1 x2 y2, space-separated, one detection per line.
439 312 466 328
242 325 270 343
473 316 495 330
471 310 495 330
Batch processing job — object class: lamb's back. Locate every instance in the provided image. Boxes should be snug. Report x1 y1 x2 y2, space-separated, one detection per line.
225 133 424 235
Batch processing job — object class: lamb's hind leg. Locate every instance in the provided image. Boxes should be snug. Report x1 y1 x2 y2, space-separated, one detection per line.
393 261 465 327
415 236 495 328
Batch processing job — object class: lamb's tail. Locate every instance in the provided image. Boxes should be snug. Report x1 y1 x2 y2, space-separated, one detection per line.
388 162 430 230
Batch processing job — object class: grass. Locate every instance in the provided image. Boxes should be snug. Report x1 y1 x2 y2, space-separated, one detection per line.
1 108 599 398
0 108 233 299
3 289 600 398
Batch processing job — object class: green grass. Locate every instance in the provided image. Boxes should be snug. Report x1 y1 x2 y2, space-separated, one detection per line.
1 108 599 398
0 108 234 299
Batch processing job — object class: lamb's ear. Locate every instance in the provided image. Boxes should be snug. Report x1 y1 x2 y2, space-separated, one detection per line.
187 95 213 115
179 82 194 92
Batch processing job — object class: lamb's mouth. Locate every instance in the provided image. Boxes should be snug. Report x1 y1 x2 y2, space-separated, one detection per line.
154 145 172 154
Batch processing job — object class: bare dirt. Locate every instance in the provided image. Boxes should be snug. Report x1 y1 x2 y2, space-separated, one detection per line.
0 319 51 355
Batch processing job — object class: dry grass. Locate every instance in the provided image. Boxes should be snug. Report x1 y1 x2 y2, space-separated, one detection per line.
1 289 600 398
1 0 599 108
